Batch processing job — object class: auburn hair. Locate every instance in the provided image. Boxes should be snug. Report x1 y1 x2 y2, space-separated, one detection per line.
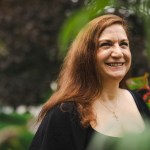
38 14 129 127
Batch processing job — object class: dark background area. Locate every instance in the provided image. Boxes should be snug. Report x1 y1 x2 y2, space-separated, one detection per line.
0 0 85 108
0 0 149 108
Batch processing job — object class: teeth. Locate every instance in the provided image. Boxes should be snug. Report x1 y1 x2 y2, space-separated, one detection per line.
107 63 123 66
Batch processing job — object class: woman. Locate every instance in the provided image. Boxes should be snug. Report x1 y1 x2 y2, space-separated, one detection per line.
29 14 150 150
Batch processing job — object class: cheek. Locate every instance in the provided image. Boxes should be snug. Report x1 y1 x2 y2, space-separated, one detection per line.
123 51 132 68
96 50 111 61
125 51 131 62
122 48 131 58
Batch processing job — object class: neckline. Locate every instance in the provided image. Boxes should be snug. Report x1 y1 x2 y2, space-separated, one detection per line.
89 90 145 138
89 126 122 138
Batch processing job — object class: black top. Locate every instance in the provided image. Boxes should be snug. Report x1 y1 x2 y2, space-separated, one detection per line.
29 91 150 150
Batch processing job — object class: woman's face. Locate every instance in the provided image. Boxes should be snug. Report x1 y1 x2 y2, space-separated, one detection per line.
96 24 131 81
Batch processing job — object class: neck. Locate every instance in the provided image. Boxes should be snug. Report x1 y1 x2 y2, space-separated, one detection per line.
101 80 120 101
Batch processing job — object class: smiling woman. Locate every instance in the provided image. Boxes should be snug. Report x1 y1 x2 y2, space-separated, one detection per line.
97 24 131 81
29 14 150 150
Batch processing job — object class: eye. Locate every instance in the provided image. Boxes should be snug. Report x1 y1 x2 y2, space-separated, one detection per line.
99 42 112 47
120 42 129 47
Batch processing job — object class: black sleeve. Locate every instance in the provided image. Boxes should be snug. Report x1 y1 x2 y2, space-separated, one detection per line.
29 103 87 150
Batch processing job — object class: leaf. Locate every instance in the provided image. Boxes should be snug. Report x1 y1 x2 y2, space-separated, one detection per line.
126 72 149 90
58 0 109 58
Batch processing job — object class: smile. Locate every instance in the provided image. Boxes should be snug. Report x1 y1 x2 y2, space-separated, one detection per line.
105 62 124 66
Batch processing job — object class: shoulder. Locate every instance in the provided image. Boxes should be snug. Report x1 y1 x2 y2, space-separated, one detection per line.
43 101 81 129
29 102 86 150
127 90 150 119
128 90 144 103
121 89 143 101
46 101 78 120
40 102 88 149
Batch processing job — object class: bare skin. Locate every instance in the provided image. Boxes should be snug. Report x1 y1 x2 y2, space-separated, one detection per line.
91 24 145 137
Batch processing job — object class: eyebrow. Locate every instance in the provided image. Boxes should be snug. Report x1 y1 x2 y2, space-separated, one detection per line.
98 39 129 43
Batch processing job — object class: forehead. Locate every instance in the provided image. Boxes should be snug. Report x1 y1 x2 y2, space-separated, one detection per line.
99 24 128 40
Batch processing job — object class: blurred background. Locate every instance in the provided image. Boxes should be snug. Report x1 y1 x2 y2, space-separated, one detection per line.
0 0 150 149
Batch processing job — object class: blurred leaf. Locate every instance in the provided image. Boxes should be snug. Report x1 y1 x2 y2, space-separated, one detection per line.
126 72 149 90
0 113 32 129
0 126 33 150
58 0 109 58
87 121 150 150
0 113 33 150
116 124 150 150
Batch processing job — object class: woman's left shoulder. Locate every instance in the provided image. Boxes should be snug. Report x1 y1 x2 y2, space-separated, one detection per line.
127 89 150 119
127 89 145 103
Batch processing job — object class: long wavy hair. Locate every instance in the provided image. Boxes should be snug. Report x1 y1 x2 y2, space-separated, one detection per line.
38 14 129 127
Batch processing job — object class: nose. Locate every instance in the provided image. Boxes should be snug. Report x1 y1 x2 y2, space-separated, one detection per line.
111 44 123 58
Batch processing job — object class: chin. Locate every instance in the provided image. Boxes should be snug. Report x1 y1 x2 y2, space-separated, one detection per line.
112 76 124 81
107 73 126 81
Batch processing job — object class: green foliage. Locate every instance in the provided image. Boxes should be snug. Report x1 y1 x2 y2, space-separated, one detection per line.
126 72 150 109
126 73 149 90
58 0 109 57
116 124 150 150
0 113 33 150
0 113 32 129
0 127 33 150
87 121 150 150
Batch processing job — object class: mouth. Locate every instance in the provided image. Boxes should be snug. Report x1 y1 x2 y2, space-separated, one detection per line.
105 62 124 66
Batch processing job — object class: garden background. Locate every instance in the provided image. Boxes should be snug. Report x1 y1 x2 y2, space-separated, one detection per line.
0 0 150 149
